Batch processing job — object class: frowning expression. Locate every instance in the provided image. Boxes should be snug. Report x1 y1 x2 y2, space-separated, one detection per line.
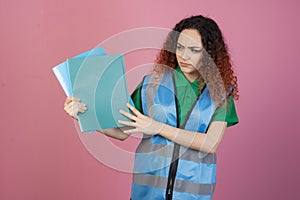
176 29 204 82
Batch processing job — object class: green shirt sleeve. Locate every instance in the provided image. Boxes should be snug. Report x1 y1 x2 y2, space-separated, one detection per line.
130 82 143 113
211 94 239 127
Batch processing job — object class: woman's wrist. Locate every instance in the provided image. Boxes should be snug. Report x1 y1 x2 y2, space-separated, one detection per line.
159 123 176 141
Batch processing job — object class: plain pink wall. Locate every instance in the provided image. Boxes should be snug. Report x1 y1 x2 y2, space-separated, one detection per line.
1 0 300 199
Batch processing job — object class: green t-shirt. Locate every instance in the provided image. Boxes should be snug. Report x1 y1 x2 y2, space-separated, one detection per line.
131 67 239 128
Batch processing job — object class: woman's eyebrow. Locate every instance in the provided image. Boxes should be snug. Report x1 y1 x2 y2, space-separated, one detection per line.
177 42 202 48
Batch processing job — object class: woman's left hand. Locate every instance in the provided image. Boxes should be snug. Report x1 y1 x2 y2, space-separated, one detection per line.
118 103 164 135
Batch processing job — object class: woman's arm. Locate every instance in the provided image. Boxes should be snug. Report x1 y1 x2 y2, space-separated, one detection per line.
96 127 131 141
64 96 131 141
159 121 227 153
118 103 227 153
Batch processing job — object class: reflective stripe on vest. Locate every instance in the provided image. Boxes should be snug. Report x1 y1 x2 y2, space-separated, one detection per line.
131 70 217 200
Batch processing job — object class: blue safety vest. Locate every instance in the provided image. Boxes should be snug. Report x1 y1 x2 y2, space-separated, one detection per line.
131 70 219 200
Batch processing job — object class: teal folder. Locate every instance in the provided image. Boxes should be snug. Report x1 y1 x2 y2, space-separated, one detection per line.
67 54 131 132
52 47 106 96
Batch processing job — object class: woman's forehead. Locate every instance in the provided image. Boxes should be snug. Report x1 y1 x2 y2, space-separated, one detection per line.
177 29 202 47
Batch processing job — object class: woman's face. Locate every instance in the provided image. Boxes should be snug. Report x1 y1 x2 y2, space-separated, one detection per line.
176 29 204 82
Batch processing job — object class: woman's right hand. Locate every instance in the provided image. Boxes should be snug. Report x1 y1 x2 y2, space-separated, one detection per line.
64 96 87 120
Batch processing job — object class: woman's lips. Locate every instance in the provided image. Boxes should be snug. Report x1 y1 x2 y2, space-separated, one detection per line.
180 62 191 67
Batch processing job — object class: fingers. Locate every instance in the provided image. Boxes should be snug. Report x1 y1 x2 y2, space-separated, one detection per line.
64 101 86 112
118 120 136 127
119 109 138 121
126 103 143 118
64 96 80 106
123 128 139 134
63 97 87 119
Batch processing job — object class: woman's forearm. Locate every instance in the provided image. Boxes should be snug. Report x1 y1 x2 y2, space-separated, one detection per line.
97 126 131 141
159 121 227 153
118 103 227 152
159 124 207 151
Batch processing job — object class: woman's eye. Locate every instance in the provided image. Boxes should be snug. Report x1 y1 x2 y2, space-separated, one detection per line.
176 46 183 50
191 49 201 53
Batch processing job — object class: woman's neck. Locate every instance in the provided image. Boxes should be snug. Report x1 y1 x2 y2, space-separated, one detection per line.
183 72 200 82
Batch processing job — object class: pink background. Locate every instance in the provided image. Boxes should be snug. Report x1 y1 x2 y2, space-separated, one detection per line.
1 0 299 199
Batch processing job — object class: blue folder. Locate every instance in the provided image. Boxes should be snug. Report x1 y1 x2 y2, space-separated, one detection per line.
67 54 131 132
52 47 106 96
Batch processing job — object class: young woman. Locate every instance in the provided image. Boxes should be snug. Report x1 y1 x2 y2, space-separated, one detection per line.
64 15 239 200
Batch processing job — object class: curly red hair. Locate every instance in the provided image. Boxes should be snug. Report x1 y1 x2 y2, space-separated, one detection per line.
153 15 239 107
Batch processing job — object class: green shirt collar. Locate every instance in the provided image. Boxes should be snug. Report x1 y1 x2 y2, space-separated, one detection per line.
174 66 206 92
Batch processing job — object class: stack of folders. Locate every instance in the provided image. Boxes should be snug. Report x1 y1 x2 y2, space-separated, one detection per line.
52 47 132 132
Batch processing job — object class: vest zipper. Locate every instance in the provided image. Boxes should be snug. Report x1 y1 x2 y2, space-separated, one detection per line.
165 71 206 199
165 143 180 200
165 71 181 200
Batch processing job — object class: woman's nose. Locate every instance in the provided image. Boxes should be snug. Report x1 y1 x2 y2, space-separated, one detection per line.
181 49 190 60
